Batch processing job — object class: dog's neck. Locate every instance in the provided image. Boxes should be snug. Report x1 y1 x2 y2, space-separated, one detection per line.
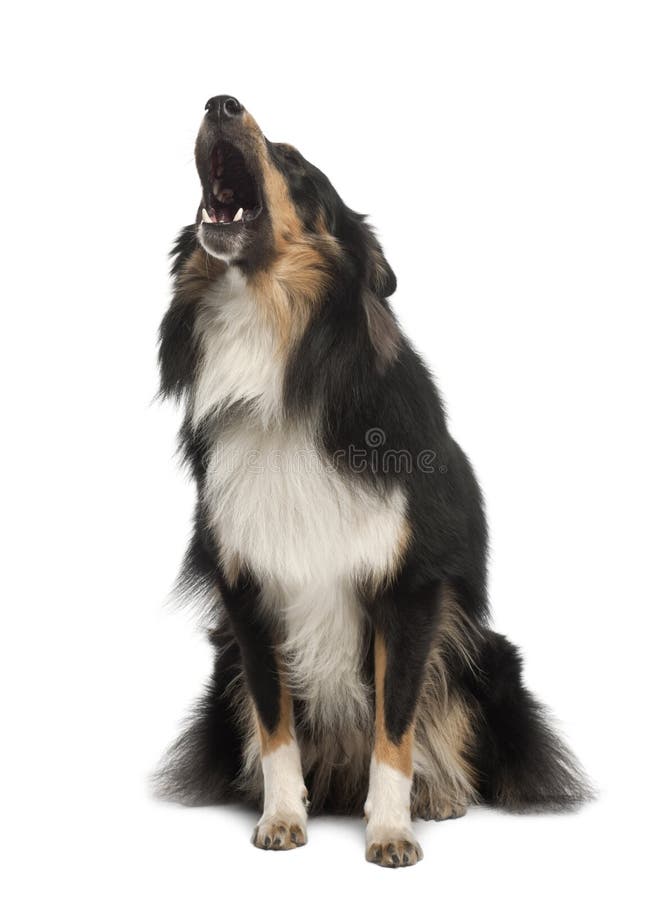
191 266 288 430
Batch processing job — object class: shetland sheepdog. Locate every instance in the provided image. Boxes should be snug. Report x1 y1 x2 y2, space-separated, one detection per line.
155 95 591 866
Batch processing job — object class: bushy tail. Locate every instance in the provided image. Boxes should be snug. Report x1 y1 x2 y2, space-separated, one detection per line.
153 628 245 806
469 631 594 811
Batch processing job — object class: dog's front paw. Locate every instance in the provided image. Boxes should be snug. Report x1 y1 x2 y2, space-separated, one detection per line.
366 832 423 868
252 815 307 851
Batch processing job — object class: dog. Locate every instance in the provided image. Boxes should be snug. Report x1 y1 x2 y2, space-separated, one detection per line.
155 95 591 867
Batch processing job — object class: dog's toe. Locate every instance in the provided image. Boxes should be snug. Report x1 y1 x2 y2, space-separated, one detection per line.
366 837 423 867
252 816 307 851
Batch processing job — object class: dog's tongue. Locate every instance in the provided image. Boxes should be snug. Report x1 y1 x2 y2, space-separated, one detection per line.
215 206 233 224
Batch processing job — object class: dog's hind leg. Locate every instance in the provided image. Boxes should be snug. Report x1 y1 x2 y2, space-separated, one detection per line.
364 579 442 867
410 691 477 821
410 588 481 821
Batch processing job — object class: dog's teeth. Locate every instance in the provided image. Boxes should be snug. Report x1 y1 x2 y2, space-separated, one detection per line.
233 207 243 222
201 208 211 223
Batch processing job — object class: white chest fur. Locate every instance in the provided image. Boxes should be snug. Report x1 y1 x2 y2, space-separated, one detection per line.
192 268 285 428
192 270 408 727
205 421 407 587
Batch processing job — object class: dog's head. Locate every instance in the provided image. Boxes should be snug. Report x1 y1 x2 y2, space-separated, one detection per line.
193 95 396 300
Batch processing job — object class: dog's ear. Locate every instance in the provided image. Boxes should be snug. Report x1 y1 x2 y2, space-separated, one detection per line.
360 224 401 369
365 226 397 298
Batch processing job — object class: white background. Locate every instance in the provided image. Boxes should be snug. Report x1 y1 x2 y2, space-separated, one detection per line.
2 2 648 897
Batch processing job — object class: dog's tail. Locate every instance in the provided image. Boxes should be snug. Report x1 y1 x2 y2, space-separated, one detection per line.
468 630 594 811
152 628 245 806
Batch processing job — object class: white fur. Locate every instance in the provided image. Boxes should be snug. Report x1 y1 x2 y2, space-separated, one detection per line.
194 270 408 730
197 223 247 265
364 756 416 847
206 423 407 586
265 577 371 730
257 740 308 830
205 427 406 728
192 267 284 428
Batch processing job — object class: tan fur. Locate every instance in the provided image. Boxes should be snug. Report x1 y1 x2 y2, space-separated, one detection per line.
364 292 402 370
226 577 479 819
241 136 340 345
256 662 295 756
197 110 339 348
411 586 480 817
240 110 266 145
299 725 370 812
183 107 482 822
247 164 338 346
247 241 329 347
390 519 412 583
177 248 226 300
412 694 477 819
368 241 394 293
219 550 243 589
241 711 371 815
373 633 415 777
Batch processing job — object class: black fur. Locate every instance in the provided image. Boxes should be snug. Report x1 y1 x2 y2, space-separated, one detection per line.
155 99 592 819
155 624 243 806
216 568 282 736
157 227 202 400
466 632 590 810
371 575 444 743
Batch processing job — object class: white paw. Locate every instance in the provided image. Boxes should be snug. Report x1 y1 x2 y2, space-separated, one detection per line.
365 827 423 867
252 813 307 850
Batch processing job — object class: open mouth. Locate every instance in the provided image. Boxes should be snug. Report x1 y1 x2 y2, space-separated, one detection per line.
201 141 263 227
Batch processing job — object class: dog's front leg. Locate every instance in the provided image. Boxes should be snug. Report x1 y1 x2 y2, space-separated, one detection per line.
252 664 308 850
365 580 441 867
219 573 308 850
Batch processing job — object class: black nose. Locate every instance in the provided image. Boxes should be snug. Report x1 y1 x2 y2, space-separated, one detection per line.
204 95 244 120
